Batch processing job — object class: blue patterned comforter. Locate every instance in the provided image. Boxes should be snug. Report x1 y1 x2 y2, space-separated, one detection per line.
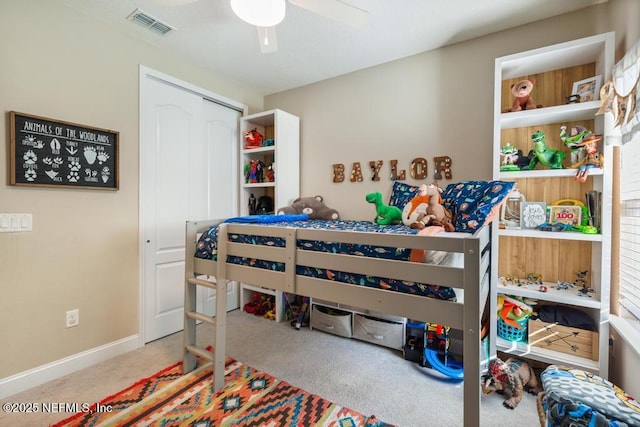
195 219 456 301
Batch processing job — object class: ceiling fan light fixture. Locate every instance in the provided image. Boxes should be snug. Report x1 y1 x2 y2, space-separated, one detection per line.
230 0 286 27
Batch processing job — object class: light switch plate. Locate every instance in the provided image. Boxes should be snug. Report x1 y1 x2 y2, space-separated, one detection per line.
21 214 32 229
0 214 32 232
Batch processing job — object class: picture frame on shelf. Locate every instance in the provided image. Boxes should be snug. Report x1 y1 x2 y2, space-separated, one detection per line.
571 75 602 103
521 202 547 229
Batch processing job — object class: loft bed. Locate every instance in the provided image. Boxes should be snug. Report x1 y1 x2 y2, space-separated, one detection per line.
182 217 492 427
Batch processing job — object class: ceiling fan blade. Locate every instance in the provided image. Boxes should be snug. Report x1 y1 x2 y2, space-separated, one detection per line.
288 0 368 28
257 26 279 53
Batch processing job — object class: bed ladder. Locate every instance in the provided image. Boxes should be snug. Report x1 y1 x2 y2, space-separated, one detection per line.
183 222 229 392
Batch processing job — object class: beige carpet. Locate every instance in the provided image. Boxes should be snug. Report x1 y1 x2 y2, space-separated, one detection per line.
0 310 542 426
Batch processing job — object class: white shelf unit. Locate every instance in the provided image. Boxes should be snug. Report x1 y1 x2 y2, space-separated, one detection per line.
238 109 300 322
491 32 615 376
495 336 599 372
239 109 299 216
239 283 293 323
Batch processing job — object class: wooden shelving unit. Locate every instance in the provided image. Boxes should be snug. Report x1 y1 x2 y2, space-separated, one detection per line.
491 32 615 376
238 109 300 322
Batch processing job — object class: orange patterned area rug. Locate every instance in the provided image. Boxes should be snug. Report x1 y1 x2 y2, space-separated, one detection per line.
52 353 392 427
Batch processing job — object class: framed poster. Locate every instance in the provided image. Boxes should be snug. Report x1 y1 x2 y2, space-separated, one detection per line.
9 111 119 190
521 202 547 229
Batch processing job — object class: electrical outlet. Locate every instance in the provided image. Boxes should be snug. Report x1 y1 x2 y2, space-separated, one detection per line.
66 309 79 328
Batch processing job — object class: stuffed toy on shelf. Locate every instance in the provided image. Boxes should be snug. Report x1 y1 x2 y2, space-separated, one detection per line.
506 78 543 112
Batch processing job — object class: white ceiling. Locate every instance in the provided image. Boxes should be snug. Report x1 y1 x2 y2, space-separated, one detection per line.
59 0 606 95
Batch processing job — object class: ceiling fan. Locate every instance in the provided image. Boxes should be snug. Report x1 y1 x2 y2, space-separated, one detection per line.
230 0 368 53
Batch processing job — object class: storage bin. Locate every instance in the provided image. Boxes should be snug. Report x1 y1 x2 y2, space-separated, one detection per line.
339 303 365 313
353 313 404 350
310 305 352 338
528 319 599 361
368 310 405 323
497 317 528 342
311 298 336 308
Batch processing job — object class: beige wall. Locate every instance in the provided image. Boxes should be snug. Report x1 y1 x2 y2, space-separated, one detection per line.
0 0 263 377
265 3 617 220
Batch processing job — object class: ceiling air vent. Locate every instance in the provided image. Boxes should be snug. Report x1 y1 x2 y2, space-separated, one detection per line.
127 9 174 36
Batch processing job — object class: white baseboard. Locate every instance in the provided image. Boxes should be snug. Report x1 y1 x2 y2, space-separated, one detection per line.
0 335 140 400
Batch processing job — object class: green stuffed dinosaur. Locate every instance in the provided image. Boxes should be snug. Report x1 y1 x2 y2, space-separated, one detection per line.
366 192 403 225
523 130 565 170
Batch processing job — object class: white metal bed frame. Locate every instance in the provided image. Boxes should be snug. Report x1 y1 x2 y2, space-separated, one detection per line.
183 219 492 427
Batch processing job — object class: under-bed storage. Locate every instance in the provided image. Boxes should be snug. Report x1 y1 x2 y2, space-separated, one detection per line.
352 313 404 349
310 304 352 338
310 298 405 349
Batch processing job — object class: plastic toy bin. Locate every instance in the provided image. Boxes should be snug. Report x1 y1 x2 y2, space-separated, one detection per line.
497 317 529 342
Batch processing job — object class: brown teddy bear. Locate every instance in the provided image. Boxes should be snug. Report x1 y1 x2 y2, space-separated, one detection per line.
509 78 542 112
277 195 340 220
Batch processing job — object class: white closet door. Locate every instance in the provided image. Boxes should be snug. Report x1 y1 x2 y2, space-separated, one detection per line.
141 75 239 342
197 99 241 317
